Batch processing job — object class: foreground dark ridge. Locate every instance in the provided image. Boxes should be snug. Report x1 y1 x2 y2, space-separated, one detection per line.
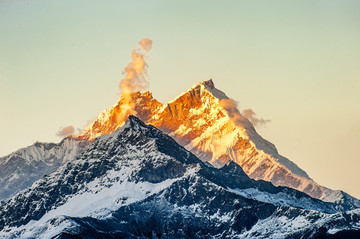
1 116 359 238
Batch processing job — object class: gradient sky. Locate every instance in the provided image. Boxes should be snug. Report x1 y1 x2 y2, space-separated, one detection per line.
1 0 359 198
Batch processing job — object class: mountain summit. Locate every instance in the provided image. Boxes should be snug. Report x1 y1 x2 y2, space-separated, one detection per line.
77 79 359 207
1 79 358 238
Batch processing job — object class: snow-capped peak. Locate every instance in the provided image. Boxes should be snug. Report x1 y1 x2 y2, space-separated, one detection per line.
197 78 229 100
78 91 162 141
73 79 359 206
124 115 147 130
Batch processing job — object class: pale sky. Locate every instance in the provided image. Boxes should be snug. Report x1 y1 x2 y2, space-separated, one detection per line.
1 0 359 198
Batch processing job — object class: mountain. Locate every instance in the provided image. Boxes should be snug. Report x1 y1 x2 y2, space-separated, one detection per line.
1 116 360 238
78 79 360 208
0 138 89 202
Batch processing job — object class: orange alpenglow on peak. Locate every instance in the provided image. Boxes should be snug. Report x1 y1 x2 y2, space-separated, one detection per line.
78 91 161 141
77 79 333 201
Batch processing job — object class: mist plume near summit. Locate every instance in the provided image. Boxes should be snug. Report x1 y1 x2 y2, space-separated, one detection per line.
119 38 152 94
116 38 153 122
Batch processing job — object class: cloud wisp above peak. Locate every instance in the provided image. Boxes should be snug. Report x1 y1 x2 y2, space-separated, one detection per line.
119 38 153 94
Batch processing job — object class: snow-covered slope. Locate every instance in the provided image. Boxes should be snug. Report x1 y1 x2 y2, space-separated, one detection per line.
0 138 89 201
77 79 360 208
1 116 359 238
321 190 360 210
149 80 325 197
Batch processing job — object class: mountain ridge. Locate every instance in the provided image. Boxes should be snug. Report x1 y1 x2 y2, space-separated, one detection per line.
77 79 358 207
0 138 89 201
1 116 360 238
1 79 358 210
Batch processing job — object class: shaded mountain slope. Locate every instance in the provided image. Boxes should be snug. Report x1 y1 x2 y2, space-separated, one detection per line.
1 116 359 238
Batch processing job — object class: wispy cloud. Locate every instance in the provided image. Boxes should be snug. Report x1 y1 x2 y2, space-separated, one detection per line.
219 98 270 128
56 126 75 138
119 38 153 93
242 108 271 127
